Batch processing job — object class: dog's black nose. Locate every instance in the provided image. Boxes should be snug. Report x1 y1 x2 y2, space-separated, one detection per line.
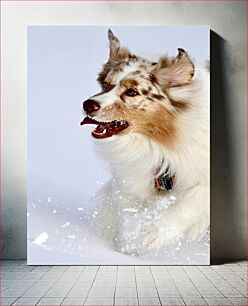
83 99 100 115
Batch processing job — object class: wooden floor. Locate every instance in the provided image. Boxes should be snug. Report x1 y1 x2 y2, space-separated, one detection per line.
1 260 247 305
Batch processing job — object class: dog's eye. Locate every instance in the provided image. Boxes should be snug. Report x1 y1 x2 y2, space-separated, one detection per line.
125 88 139 97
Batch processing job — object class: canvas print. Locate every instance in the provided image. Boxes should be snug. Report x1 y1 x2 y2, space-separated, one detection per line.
28 26 210 264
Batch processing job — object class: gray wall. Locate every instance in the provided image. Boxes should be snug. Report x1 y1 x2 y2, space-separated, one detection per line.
2 1 247 260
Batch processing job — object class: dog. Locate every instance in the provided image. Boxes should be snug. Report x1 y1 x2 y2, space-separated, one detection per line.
81 29 209 256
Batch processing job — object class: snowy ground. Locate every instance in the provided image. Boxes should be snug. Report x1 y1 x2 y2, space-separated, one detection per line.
27 174 209 265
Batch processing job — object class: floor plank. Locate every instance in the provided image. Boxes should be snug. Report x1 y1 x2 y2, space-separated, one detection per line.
0 260 246 306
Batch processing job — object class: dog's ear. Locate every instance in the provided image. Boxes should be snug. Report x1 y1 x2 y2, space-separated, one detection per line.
107 29 132 62
108 29 121 58
97 30 136 86
152 49 194 89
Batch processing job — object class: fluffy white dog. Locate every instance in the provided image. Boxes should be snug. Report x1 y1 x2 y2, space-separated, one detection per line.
81 30 209 256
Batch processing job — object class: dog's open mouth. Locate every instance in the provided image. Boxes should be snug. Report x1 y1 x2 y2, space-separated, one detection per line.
80 116 129 139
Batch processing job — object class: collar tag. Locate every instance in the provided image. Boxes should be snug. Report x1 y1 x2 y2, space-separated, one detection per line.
155 166 175 191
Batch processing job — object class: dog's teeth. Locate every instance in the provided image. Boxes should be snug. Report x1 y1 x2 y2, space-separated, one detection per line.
93 128 107 135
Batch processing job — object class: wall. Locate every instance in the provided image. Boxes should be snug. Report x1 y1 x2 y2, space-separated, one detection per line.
1 1 247 260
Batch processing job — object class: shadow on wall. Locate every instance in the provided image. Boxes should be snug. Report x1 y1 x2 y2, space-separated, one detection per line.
210 31 243 263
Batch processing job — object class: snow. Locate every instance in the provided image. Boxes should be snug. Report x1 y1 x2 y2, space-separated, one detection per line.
33 232 49 246
122 208 139 213
27 180 209 265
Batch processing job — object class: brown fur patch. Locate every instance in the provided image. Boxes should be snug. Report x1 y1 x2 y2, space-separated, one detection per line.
97 60 119 86
115 48 133 61
120 79 138 89
151 93 165 100
150 74 157 84
147 97 155 103
132 70 141 75
98 99 177 148
141 89 149 95
119 93 126 102
129 54 138 61
157 56 170 68
113 65 124 74
169 97 189 111
151 51 194 89
103 82 116 93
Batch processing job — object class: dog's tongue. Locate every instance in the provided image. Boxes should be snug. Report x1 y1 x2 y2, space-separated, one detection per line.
80 117 99 126
80 116 129 139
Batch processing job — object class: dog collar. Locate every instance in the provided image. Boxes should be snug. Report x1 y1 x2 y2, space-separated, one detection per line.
155 167 175 191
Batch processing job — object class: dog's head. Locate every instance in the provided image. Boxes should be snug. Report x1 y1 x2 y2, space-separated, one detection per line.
81 29 194 147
